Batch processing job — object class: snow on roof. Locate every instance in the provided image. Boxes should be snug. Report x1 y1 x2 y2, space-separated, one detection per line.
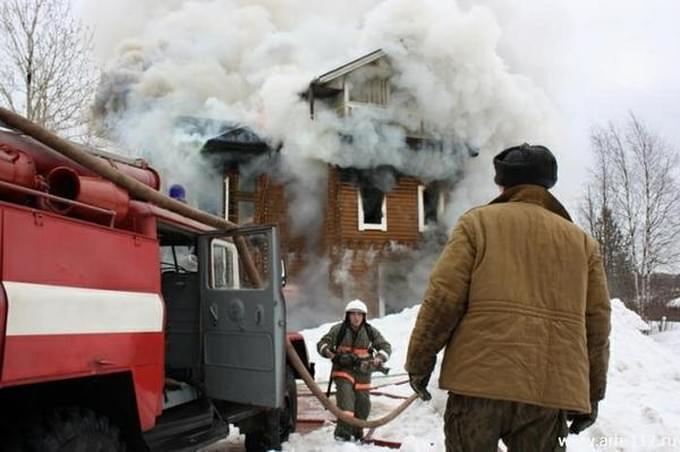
312 49 386 86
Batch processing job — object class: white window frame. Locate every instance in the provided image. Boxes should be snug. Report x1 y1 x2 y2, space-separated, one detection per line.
418 184 445 232
210 238 240 289
223 176 230 220
357 189 387 231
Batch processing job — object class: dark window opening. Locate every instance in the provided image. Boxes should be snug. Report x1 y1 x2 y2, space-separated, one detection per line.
360 186 385 224
423 186 439 225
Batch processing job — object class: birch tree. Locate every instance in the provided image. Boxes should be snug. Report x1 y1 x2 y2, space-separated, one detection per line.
0 0 98 136
580 130 635 303
582 114 680 316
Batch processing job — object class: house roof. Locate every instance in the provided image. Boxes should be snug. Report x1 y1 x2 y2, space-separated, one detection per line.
174 116 272 157
202 125 271 157
310 49 387 94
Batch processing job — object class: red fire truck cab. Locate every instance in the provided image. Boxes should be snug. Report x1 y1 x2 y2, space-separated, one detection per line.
0 125 312 451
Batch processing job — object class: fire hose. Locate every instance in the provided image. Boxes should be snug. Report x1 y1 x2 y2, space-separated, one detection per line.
286 340 419 428
0 107 419 430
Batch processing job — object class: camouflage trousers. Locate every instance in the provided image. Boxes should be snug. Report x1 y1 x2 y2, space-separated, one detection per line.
334 378 370 440
444 393 568 452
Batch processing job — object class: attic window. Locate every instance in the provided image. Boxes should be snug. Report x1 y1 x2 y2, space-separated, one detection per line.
350 78 390 105
418 184 444 232
358 186 387 231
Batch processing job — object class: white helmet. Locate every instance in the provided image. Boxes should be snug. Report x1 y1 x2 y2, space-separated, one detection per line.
345 299 368 315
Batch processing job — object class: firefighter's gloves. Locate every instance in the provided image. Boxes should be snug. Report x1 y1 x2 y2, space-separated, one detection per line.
568 402 598 434
333 353 358 368
409 373 432 401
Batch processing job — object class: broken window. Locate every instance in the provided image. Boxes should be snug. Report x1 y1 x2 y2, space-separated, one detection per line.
358 185 387 231
418 184 444 231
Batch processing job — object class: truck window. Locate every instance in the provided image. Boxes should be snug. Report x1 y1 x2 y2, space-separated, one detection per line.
210 239 239 289
208 233 271 290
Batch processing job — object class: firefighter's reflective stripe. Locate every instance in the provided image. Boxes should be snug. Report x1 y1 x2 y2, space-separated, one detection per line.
332 371 355 384
355 383 372 391
353 348 370 358
337 345 370 358
3 281 163 335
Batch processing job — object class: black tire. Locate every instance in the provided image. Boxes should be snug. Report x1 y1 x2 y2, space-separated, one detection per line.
279 365 298 442
10 407 125 452
244 366 297 451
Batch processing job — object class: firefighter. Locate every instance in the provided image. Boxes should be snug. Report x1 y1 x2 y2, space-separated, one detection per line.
406 144 611 451
317 299 392 442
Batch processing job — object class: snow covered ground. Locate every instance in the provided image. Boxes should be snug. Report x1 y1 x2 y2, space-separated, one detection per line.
281 299 680 451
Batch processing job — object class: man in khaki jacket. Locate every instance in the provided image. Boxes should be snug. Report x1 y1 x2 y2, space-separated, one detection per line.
406 144 611 451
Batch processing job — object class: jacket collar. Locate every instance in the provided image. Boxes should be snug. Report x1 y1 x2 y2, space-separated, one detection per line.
489 184 573 222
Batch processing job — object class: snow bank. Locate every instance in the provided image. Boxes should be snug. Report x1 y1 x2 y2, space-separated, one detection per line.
592 300 680 451
666 298 680 308
288 299 680 451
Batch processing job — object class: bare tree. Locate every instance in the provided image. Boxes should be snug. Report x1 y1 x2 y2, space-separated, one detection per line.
581 114 680 317
580 130 635 304
0 0 98 136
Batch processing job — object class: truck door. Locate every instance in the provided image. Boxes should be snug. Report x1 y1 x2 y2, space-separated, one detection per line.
198 225 286 409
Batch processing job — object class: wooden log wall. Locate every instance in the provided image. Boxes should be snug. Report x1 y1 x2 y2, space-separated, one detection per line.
238 164 425 316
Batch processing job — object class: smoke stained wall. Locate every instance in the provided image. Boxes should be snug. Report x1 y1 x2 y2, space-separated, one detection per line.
86 0 561 325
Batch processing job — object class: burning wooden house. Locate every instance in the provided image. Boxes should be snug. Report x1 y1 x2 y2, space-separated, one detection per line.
199 49 475 318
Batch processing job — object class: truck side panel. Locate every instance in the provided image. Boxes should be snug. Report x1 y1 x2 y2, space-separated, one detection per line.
2 205 160 292
0 207 4 378
0 205 165 430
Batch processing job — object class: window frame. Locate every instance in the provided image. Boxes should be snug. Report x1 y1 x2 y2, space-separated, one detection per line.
357 188 387 232
209 238 241 290
418 184 445 232
223 176 230 221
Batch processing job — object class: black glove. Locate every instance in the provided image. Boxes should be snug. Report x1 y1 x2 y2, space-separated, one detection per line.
568 402 598 434
409 373 432 401
332 353 357 368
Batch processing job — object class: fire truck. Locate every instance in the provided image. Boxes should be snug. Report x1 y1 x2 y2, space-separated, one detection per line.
0 121 313 451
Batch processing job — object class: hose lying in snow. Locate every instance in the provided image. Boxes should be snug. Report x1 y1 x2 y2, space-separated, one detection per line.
286 339 419 428
0 107 420 431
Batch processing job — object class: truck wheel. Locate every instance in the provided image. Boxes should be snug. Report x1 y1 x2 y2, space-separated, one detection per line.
15 407 125 452
244 366 297 451
279 365 297 442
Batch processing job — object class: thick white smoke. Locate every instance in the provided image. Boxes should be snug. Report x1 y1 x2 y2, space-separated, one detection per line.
86 0 561 325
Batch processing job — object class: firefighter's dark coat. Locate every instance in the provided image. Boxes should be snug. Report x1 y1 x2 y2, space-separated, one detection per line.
317 321 392 391
406 185 611 413
317 321 392 439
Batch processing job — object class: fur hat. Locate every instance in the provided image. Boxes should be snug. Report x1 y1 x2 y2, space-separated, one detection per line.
493 143 558 189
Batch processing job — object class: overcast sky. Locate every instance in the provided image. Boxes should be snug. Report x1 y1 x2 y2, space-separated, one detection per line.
78 0 680 214
480 0 680 211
